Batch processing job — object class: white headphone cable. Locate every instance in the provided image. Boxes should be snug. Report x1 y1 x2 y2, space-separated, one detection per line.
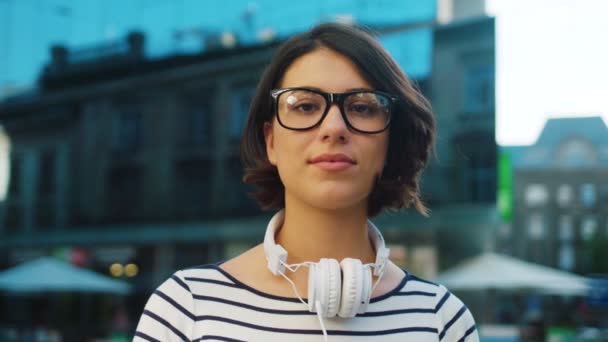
369 263 385 294
315 300 330 342
278 261 330 342
277 261 310 307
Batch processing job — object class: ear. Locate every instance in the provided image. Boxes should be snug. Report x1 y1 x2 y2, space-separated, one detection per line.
263 121 277 166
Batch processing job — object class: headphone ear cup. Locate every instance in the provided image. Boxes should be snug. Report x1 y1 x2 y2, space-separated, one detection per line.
307 262 318 313
338 258 363 318
308 259 341 318
358 265 373 314
325 258 341 318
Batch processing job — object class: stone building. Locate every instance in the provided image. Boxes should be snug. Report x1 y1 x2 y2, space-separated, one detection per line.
499 116 608 273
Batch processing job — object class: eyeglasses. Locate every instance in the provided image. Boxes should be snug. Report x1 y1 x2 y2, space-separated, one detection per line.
270 87 396 134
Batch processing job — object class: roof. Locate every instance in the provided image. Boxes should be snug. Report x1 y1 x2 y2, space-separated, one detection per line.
502 116 608 169
1 0 437 98
536 116 608 147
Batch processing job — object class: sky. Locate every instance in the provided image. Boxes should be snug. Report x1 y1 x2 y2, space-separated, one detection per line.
486 0 608 146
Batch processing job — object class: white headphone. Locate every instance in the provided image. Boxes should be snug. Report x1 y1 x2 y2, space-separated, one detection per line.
263 210 390 318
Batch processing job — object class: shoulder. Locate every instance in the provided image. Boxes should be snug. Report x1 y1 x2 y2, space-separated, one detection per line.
401 273 480 342
134 265 230 342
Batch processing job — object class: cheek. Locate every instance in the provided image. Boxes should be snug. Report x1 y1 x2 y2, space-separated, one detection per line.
272 130 308 169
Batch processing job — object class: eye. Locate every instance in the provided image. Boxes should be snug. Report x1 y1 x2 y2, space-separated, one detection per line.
281 90 324 115
351 103 372 112
295 102 320 112
347 102 378 116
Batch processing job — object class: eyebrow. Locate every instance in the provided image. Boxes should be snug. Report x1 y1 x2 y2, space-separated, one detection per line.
299 86 375 92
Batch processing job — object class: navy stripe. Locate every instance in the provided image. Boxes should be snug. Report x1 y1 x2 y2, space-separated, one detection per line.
185 277 240 288
395 291 436 297
439 305 467 340
193 294 312 315
155 290 195 320
197 315 437 336
408 275 438 286
210 267 312 303
458 325 477 342
171 274 191 292
435 291 451 312
142 309 189 342
189 264 220 270
134 331 161 342
358 308 435 317
196 335 246 342
194 293 437 318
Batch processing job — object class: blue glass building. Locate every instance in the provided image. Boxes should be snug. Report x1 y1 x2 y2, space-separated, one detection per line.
0 1 496 337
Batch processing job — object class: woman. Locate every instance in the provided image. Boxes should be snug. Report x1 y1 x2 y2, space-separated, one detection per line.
135 23 479 341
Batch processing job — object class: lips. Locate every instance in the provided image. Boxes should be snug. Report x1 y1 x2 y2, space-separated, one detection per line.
309 153 356 164
309 153 356 171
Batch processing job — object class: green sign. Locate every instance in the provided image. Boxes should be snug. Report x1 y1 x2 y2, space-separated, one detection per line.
497 152 512 222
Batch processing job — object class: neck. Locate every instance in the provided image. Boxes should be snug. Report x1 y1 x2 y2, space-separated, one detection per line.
275 192 376 265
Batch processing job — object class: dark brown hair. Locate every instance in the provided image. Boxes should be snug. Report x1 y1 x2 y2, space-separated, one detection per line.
241 22 435 217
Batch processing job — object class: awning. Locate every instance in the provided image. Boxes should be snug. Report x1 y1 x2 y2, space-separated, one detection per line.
0 257 131 294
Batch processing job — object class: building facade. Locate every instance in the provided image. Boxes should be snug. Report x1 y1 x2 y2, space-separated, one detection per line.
0 7 497 334
499 117 608 274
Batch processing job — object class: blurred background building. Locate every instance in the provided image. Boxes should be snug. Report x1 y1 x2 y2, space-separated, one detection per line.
495 117 608 333
0 0 500 339
499 117 608 274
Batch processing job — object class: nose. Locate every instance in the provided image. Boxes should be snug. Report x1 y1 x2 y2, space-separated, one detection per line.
319 103 348 143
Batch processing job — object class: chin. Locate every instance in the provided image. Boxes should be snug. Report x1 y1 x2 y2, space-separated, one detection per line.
283 178 374 212
307 188 369 211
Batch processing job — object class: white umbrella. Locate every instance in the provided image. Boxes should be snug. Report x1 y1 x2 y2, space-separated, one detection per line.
0 257 131 294
436 252 590 296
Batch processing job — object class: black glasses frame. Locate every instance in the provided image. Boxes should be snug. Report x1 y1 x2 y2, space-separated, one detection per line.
270 87 396 134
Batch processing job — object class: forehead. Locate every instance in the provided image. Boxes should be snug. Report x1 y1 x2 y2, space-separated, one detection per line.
279 48 373 91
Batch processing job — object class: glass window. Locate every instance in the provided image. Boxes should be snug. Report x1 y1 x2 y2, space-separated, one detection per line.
38 149 56 196
451 131 496 203
580 183 596 208
222 156 258 215
105 165 143 221
558 243 575 271
556 184 573 207
559 215 573 241
174 158 213 219
525 184 548 206
4 202 23 234
230 86 255 142
181 91 213 148
112 111 142 155
581 217 598 240
187 107 211 147
7 154 21 197
528 214 545 240
463 65 495 114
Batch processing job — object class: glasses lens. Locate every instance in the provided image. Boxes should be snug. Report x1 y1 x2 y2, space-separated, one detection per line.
277 89 326 129
343 92 391 132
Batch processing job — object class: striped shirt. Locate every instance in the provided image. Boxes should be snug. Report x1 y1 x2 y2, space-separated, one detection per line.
134 264 479 341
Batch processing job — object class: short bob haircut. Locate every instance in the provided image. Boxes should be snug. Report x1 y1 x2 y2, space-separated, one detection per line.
241 22 435 217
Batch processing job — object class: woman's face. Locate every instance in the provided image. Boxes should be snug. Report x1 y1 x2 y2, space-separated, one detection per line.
264 47 389 212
